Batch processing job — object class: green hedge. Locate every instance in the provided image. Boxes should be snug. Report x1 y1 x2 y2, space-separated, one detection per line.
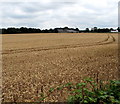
39 78 120 104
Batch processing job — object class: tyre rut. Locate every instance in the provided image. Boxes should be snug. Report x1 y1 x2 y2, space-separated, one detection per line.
2 34 116 54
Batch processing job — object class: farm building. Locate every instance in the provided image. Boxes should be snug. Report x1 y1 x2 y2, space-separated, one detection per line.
55 27 79 33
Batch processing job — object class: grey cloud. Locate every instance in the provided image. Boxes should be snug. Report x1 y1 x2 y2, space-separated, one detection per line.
0 0 119 29
21 2 75 13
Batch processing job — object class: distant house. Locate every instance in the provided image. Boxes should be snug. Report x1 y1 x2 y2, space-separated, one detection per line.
111 30 118 33
55 27 79 33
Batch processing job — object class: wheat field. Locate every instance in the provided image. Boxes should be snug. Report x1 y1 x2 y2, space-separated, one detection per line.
2 33 118 102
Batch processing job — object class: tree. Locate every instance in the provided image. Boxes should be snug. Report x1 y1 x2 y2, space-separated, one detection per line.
117 27 120 32
53 28 58 33
110 28 114 31
85 28 89 32
93 27 98 32
75 28 79 31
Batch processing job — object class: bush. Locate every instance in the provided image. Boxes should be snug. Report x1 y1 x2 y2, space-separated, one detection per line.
39 78 120 104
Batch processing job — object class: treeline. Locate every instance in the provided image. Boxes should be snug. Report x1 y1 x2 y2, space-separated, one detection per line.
82 27 120 33
0 27 120 34
1 27 59 34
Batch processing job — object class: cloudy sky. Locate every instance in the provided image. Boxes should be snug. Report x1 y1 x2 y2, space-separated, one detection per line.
0 0 119 29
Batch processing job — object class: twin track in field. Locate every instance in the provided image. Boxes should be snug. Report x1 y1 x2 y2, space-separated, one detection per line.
2 34 116 54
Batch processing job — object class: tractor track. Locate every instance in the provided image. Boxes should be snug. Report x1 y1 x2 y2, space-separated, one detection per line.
2 34 116 55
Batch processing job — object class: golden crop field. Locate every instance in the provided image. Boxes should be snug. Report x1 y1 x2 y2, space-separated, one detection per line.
2 33 118 102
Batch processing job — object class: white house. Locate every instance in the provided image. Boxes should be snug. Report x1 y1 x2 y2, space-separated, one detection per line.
111 30 118 33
